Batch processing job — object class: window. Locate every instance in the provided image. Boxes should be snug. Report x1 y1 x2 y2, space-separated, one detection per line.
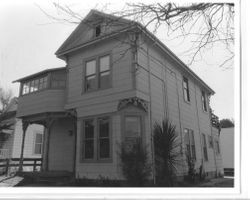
98 117 110 159
184 129 196 160
215 140 220 155
82 116 111 161
51 73 66 89
34 133 43 155
83 120 95 159
124 116 142 151
202 133 208 161
95 25 101 37
84 55 111 92
201 91 208 111
99 56 111 89
208 135 213 148
22 76 48 95
183 77 190 102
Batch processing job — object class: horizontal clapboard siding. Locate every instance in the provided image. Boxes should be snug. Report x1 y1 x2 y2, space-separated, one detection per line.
136 35 219 175
16 90 65 117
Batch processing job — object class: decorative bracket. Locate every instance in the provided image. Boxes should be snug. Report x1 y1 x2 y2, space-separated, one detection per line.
117 97 148 112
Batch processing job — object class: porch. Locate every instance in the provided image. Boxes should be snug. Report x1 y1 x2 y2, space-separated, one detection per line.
18 111 77 175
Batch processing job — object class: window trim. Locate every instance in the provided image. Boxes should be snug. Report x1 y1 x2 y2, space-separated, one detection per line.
82 52 112 94
201 90 208 112
80 115 112 163
202 133 209 161
182 76 191 103
184 128 196 161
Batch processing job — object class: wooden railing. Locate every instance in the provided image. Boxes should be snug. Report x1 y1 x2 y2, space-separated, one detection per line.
0 158 42 175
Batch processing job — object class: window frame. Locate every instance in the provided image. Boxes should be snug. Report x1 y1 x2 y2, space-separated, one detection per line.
201 90 208 112
33 132 43 155
183 76 191 103
184 128 196 161
202 133 209 161
81 115 112 163
83 53 112 93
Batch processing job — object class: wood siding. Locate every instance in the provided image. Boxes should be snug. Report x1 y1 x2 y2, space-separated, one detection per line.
66 35 136 117
136 35 219 175
48 118 74 172
16 90 66 117
11 119 44 158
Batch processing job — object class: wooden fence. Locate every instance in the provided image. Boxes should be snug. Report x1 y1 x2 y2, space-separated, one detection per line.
0 158 42 175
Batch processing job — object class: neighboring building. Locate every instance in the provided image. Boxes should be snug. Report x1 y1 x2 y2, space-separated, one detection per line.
220 127 234 175
0 98 43 167
13 10 223 180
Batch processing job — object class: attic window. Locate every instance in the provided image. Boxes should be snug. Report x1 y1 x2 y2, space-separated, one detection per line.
95 25 101 37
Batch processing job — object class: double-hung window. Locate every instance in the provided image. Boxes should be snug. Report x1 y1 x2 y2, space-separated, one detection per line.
184 129 196 160
208 135 213 148
202 133 208 161
201 91 208 111
34 133 43 155
82 116 111 161
84 55 111 92
183 77 190 102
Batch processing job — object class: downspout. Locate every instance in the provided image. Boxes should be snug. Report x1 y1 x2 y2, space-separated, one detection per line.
146 42 156 184
194 86 205 169
173 73 185 172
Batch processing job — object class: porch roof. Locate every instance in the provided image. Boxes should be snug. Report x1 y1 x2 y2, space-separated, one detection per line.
13 67 66 83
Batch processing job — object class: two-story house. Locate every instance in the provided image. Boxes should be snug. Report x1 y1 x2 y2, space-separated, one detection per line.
13 10 223 180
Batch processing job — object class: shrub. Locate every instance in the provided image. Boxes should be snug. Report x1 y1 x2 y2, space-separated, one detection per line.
153 119 182 186
185 153 196 183
120 139 151 186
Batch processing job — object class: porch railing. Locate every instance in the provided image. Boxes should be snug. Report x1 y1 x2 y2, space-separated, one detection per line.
0 158 42 175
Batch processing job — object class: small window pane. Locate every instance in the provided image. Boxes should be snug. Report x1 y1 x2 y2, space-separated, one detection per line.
85 120 94 139
99 138 110 158
85 140 94 159
99 118 109 138
86 75 96 91
100 71 110 89
86 60 96 76
125 116 141 138
30 80 35 92
100 56 110 72
35 134 43 143
34 144 42 154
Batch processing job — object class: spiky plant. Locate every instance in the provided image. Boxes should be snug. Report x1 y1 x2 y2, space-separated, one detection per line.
153 119 182 186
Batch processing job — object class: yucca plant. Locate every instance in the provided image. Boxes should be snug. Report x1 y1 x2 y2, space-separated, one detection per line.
153 119 182 186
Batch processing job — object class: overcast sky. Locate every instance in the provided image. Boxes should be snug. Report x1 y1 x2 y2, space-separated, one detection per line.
0 0 235 120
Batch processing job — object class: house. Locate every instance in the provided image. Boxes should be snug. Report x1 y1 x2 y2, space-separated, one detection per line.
0 97 43 172
13 9 223 180
220 127 234 176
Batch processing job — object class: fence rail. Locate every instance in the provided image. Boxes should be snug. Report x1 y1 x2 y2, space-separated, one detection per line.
0 158 42 175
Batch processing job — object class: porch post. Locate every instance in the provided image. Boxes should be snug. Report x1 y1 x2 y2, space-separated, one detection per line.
42 119 54 171
18 121 29 171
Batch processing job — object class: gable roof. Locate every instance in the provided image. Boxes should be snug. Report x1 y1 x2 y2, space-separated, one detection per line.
55 9 133 58
55 9 215 95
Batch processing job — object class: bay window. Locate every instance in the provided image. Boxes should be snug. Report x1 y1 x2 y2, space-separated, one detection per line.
82 116 111 161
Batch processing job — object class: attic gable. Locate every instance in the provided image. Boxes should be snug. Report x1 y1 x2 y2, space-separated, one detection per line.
55 9 132 58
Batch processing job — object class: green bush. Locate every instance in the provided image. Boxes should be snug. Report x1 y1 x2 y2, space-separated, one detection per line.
120 139 151 186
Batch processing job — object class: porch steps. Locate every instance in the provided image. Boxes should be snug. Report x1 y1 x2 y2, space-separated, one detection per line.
16 171 74 186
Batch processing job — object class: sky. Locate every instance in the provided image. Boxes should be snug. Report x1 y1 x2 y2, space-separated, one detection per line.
0 0 235 120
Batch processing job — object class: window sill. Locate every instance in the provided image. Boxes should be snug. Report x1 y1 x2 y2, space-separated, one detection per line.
183 99 191 105
80 158 112 164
